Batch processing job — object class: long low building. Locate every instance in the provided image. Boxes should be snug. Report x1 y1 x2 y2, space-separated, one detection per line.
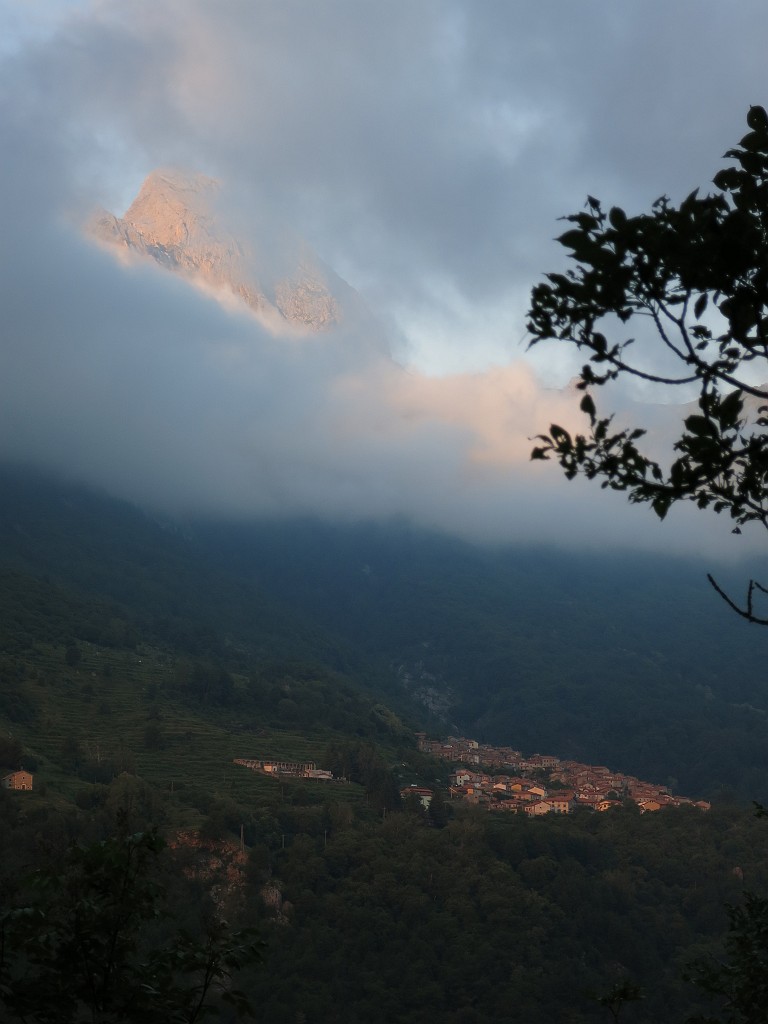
233 758 333 780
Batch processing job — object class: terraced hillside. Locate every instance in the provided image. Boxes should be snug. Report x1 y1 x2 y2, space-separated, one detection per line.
0 627 407 833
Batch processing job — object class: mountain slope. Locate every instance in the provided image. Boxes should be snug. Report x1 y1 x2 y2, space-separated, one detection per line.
195 516 768 799
0 466 359 672
4 463 768 801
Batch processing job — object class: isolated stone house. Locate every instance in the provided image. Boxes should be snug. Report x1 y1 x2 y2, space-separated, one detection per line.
2 770 33 791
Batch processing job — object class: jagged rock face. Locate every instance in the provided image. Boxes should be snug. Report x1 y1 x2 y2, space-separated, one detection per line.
88 169 343 331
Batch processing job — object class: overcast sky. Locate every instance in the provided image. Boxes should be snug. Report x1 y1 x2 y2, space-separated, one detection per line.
1 0 767 556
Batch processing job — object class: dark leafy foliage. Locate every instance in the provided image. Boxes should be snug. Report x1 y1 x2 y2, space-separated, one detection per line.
0 826 263 1024
686 892 768 1024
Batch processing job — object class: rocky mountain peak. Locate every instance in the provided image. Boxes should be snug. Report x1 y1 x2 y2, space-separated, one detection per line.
120 169 221 249
87 169 347 332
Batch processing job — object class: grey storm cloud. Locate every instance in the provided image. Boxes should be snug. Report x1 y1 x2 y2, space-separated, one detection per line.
1 0 767 558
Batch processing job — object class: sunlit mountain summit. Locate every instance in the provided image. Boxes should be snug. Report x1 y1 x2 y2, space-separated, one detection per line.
87 168 360 332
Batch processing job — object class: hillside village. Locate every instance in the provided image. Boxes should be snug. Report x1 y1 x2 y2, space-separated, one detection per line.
233 735 711 817
416 734 711 815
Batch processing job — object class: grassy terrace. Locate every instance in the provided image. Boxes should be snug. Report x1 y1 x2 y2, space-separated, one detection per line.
1 641 369 821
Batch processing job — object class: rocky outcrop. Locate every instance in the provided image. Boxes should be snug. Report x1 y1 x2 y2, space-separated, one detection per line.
87 169 346 331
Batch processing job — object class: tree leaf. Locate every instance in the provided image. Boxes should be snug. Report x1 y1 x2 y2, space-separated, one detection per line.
579 393 596 422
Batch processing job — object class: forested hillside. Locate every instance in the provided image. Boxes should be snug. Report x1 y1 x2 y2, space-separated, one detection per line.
3 464 768 1021
4 464 768 800
3 743 766 1023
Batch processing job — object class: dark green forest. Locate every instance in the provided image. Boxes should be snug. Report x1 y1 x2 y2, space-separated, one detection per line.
3 772 768 1023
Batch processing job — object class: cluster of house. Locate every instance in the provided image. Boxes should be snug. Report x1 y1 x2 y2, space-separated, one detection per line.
416 734 710 815
232 735 711 817
233 757 334 781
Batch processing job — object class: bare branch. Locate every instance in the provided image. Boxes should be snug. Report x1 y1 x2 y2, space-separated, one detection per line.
707 574 768 626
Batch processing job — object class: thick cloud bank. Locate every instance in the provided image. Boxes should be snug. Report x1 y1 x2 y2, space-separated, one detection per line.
1 1 767 558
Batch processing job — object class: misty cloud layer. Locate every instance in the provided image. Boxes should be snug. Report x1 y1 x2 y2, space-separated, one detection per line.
1 1 767 557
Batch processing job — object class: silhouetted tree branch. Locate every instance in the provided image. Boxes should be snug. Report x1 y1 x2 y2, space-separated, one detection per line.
528 106 768 623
